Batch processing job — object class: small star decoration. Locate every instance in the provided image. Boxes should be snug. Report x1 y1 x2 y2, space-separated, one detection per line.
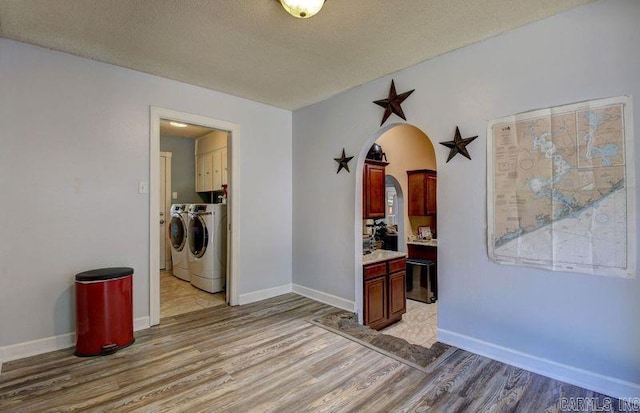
440 126 478 162
373 80 415 126
334 148 354 174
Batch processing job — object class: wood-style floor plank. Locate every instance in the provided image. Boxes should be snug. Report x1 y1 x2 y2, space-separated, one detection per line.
0 293 617 412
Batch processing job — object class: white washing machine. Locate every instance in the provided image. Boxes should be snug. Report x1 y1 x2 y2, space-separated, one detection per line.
169 204 190 281
187 204 227 293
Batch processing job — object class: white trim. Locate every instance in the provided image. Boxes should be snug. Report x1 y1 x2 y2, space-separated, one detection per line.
0 332 74 364
438 328 640 400
150 111 161 326
150 107 242 327
160 151 172 271
0 317 151 364
134 316 151 331
292 284 355 312
238 284 292 305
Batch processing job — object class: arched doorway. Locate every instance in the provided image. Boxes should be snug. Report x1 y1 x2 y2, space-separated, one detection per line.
354 123 437 327
385 174 404 252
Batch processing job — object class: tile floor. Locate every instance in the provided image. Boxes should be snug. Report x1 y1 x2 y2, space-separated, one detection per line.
160 270 226 318
381 299 438 347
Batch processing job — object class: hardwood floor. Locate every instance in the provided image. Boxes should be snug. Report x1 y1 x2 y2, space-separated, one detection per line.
0 294 616 412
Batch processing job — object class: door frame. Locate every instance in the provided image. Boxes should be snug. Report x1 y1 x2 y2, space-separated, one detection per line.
385 174 405 252
160 151 172 270
149 107 241 326
354 122 437 323
354 123 400 323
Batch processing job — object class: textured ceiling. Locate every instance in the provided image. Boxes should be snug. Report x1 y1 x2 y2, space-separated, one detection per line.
0 0 594 110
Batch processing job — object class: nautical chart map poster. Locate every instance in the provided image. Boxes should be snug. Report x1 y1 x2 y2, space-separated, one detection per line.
487 96 636 277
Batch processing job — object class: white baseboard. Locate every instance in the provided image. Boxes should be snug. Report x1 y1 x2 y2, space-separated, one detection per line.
292 284 355 312
0 316 151 365
438 328 640 400
134 316 150 332
238 283 293 305
235 283 355 312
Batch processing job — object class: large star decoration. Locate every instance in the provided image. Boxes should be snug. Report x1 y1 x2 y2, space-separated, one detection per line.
440 126 478 163
373 80 415 126
334 148 354 174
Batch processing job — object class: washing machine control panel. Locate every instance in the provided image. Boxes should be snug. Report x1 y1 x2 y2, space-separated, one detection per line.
188 204 208 213
170 204 188 213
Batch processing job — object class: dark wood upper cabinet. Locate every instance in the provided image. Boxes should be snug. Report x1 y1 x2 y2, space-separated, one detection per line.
363 160 388 219
407 169 437 216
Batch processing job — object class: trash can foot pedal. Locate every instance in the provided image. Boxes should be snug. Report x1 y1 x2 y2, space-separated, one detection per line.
101 343 119 355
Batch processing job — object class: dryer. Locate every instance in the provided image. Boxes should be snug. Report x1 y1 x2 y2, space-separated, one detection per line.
169 204 190 281
187 204 227 293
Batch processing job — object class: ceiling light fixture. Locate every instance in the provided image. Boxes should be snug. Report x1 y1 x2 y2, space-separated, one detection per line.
169 121 188 128
279 0 325 19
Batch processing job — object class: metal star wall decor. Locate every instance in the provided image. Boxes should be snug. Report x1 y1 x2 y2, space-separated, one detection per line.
440 126 478 162
334 148 354 174
373 79 415 126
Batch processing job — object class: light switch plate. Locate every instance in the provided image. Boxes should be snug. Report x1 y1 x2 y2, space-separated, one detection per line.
138 181 149 194
172 192 178 199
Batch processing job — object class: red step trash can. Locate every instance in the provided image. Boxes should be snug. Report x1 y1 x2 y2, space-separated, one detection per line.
74 267 135 356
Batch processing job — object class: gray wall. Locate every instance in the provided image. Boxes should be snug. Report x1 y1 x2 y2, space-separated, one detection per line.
160 135 206 204
0 38 292 353
292 0 639 397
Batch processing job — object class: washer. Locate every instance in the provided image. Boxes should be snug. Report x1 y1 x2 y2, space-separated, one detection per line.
187 203 227 293
168 204 190 281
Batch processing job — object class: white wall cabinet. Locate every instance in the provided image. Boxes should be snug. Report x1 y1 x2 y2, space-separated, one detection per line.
212 149 222 191
195 133 228 192
195 152 213 192
221 147 228 188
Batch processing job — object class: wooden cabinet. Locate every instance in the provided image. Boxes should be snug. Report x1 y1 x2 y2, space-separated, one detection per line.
364 276 387 328
388 271 406 318
195 132 228 193
195 147 228 192
363 257 406 330
195 152 213 192
407 169 437 216
221 147 228 188
363 160 388 219
212 149 223 190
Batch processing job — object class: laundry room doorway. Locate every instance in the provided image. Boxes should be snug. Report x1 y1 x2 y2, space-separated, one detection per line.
149 107 240 326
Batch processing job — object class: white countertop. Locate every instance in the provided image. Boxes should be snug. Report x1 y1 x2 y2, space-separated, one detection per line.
362 250 407 265
407 239 438 247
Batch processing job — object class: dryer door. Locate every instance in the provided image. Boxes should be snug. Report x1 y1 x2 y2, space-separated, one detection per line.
188 214 209 258
170 214 187 251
